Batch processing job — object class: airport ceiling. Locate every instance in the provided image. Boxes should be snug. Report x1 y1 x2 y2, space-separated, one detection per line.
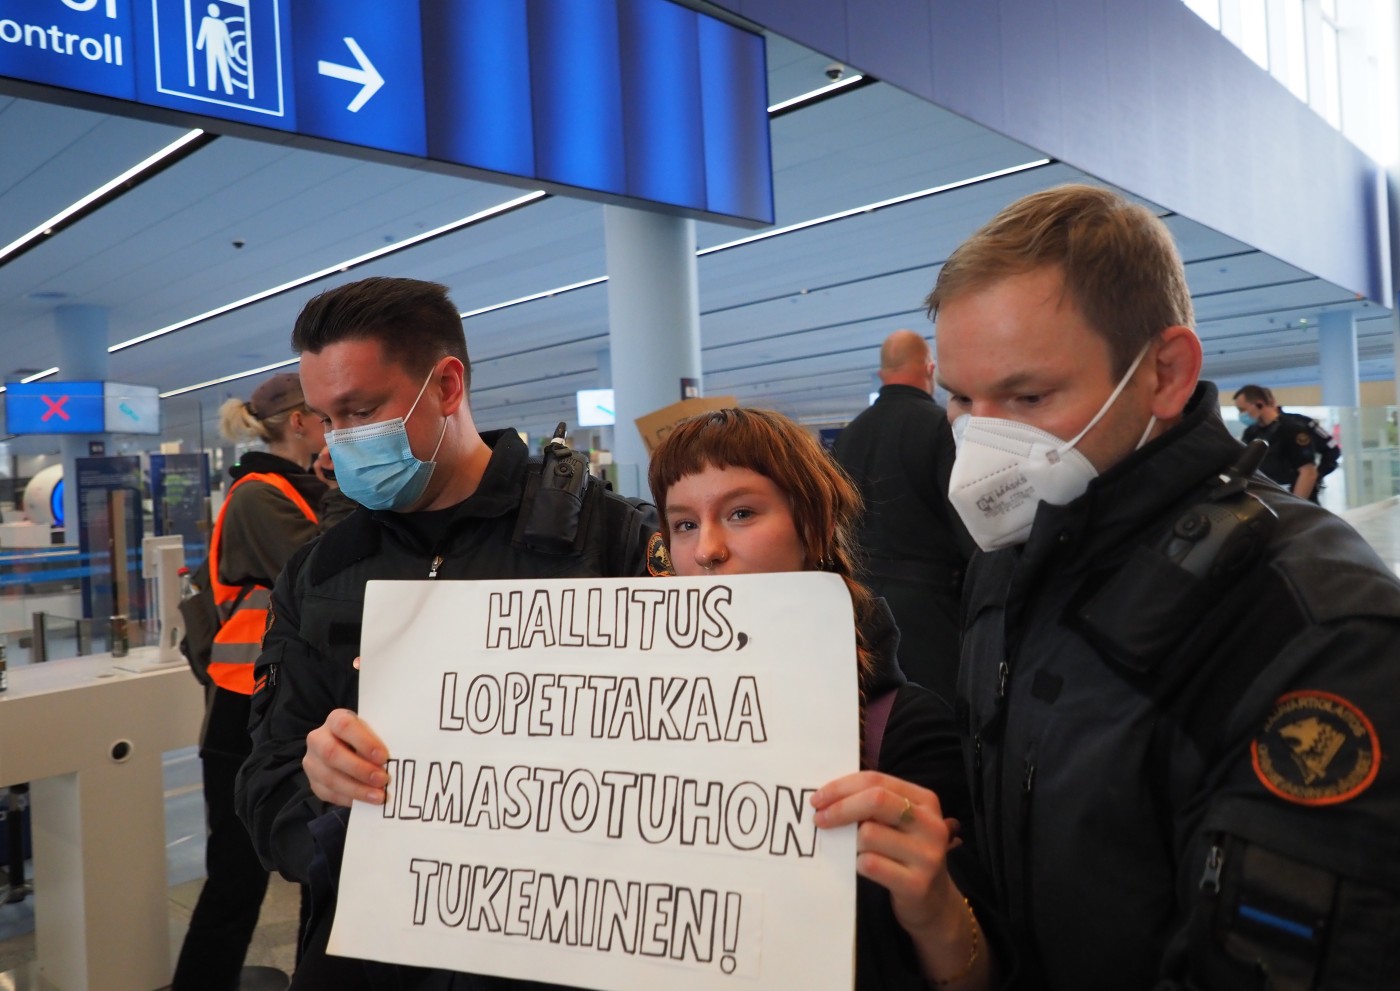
0 32 1393 455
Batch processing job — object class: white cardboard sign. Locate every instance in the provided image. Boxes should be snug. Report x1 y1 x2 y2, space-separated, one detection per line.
329 573 859 990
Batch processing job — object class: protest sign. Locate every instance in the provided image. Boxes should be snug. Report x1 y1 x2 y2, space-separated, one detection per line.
329 572 859 990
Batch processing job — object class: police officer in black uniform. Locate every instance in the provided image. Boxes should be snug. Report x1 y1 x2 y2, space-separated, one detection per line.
1233 384 1336 503
235 278 657 990
930 185 1400 990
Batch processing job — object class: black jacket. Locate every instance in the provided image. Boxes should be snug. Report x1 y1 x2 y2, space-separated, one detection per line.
857 598 981 991
833 385 974 698
237 430 654 880
235 430 656 991
959 383 1400 989
833 384 973 572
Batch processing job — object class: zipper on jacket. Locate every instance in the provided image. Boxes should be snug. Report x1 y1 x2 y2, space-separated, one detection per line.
1017 748 1037 935
1199 843 1225 894
969 731 986 840
428 554 444 579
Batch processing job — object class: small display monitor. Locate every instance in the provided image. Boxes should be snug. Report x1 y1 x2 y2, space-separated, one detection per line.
4 381 105 434
105 382 161 434
576 388 616 427
3 380 162 435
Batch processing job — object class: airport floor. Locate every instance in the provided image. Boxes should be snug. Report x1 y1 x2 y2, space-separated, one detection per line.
2 495 1399 990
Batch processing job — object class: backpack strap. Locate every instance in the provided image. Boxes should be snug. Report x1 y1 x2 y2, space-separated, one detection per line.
862 689 898 770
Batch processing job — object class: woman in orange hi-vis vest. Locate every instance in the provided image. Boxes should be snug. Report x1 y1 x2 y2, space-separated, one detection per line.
173 372 332 991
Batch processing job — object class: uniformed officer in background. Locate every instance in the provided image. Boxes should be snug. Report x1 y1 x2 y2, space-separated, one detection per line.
930 183 1400 990
1233 384 1340 503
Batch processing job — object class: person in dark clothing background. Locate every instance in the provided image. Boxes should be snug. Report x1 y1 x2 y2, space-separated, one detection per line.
173 372 330 991
652 407 995 991
1232 383 1338 503
833 330 973 700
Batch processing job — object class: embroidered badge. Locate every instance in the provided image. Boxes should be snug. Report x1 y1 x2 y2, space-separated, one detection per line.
646 531 674 577
1252 691 1380 806
1296 432 1312 446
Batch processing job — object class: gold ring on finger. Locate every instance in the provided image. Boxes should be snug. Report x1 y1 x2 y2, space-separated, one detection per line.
898 796 915 827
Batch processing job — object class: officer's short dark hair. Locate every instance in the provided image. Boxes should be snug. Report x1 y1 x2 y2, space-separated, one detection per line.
291 277 471 390
1233 384 1274 406
925 184 1194 377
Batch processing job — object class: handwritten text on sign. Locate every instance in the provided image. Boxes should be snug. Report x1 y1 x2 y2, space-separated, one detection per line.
329 574 859 991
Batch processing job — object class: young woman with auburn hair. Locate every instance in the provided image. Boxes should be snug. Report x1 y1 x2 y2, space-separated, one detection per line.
649 407 994 990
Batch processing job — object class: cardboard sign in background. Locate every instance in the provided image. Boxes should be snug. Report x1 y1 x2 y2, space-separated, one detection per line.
633 396 738 454
330 573 859 990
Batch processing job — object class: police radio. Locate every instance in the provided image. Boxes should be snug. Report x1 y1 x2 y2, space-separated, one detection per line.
516 422 593 555
1159 440 1277 581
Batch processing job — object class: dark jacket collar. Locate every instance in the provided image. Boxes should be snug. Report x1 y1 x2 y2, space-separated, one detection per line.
1017 381 1243 569
228 450 327 508
308 428 528 584
878 383 934 402
229 450 309 480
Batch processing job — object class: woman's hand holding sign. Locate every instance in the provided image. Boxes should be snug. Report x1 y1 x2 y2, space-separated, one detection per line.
304 705 391 808
813 771 989 989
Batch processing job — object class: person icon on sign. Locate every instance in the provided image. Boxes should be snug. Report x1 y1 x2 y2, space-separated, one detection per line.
197 4 235 95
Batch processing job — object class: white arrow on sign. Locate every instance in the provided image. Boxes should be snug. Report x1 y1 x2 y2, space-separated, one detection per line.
317 37 383 113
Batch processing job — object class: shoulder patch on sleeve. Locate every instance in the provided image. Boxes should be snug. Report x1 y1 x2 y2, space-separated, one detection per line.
1251 690 1379 806
647 532 674 577
1297 432 1312 446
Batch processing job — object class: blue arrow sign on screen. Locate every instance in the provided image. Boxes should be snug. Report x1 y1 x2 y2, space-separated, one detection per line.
293 0 426 156
1 0 773 225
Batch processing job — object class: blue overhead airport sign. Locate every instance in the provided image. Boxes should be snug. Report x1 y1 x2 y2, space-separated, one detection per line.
0 0 774 225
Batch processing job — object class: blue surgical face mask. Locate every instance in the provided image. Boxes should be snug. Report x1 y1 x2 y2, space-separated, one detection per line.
325 366 446 511
1238 410 1258 428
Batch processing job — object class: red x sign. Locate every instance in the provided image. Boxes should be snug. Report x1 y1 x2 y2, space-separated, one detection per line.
41 394 70 421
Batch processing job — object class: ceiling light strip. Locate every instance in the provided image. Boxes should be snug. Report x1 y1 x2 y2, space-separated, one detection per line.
111 190 550 354
0 366 61 394
159 356 301 399
461 159 1055 322
459 275 608 319
0 129 213 267
766 74 872 117
159 107 1043 400
697 158 1055 256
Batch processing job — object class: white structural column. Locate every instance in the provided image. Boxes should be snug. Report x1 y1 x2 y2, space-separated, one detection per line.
603 205 702 495
54 305 110 546
1318 309 1360 407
